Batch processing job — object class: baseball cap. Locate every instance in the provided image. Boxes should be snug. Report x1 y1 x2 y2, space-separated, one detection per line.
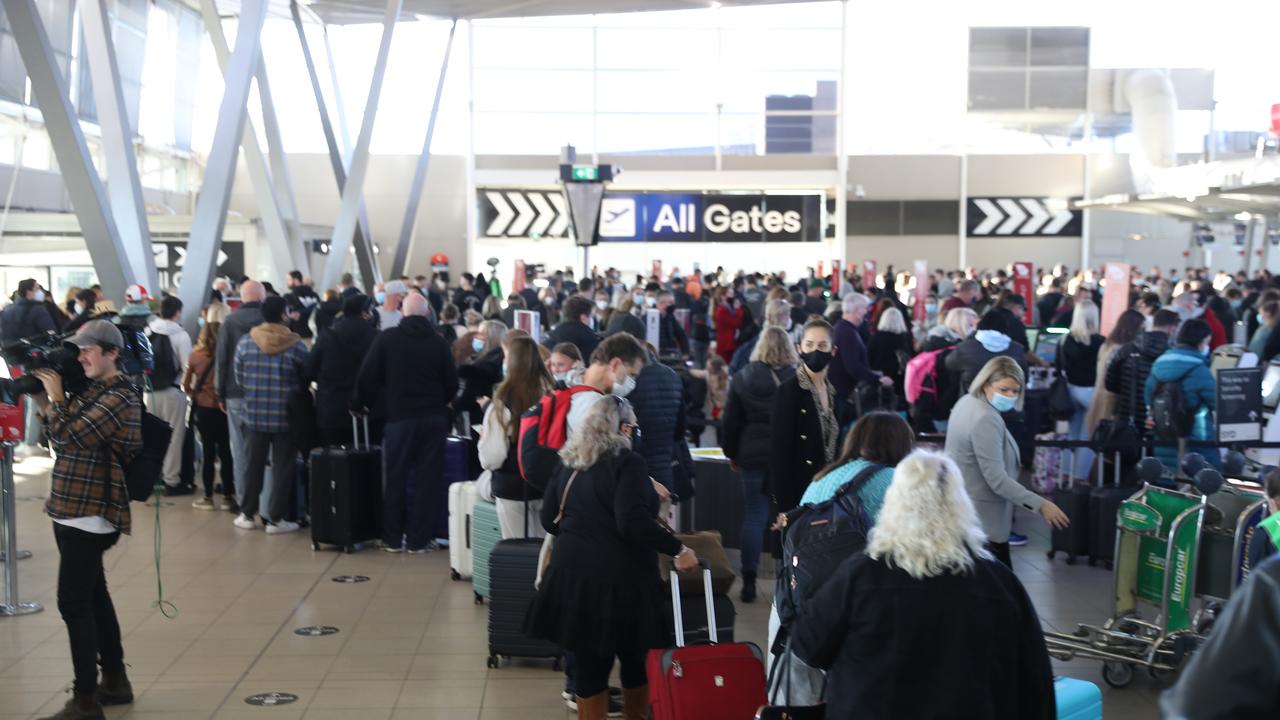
69 320 125 350
125 284 150 303
385 280 408 296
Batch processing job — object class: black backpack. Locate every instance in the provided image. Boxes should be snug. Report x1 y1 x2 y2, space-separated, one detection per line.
1150 365 1197 441
148 333 179 389
775 463 881 628
122 412 173 502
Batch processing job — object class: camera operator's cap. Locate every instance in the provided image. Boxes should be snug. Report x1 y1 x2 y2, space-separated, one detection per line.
125 284 150 303
69 320 125 350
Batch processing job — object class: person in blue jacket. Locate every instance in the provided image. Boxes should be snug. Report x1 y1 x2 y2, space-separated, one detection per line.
1143 318 1218 469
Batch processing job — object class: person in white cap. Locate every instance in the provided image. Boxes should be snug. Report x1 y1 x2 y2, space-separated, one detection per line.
376 280 408 331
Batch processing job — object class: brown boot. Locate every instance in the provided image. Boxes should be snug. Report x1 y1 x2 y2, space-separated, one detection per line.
97 667 133 705
576 691 610 720
38 691 105 720
622 685 649 720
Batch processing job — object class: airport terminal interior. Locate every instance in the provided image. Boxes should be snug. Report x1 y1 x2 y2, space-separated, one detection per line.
2 0 1280 718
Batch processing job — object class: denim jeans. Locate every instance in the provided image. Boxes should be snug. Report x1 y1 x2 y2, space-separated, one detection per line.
53 523 124 694
740 467 770 576
224 398 250 504
1066 384 1095 479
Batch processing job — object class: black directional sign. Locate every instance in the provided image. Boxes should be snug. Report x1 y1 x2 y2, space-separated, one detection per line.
1218 367 1263 442
479 189 571 239
244 692 299 707
967 197 1082 237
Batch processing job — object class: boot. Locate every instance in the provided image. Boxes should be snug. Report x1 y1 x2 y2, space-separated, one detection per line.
97 667 133 706
740 572 757 603
576 692 609 720
38 691 105 720
622 685 649 720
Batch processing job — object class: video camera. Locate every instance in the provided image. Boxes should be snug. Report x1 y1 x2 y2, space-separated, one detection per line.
0 332 88 405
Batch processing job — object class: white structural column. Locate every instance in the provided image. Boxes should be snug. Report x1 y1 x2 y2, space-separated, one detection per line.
390 18 457 279
198 0 297 287
6 0 134 304
320 0 402 292
290 0 376 286
178 0 269 337
79 0 158 292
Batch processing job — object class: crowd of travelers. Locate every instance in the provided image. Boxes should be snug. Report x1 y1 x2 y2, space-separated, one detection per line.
6 258 1280 719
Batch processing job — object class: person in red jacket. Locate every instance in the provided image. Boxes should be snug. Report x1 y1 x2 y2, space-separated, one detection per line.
714 290 745 364
1173 292 1227 349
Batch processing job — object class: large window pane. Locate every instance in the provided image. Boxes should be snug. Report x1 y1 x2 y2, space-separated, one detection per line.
720 28 841 72
720 72 837 114
473 112 593 155
1030 27 1089 66
473 69 593 113
595 27 715 70
969 27 1026 68
472 26 593 69
967 69 1025 111
595 70 711 113
597 113 715 154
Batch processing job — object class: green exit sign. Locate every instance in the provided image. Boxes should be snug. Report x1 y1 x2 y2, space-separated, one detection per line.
571 165 599 181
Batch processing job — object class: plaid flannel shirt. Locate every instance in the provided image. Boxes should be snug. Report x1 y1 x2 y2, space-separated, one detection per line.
233 333 308 432
43 375 143 534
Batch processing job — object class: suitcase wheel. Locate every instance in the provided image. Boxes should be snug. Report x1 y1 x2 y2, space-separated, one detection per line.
487 655 500 669
451 569 461 581
474 593 484 606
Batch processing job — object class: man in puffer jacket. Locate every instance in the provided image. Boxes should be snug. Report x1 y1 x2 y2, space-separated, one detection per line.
945 310 1028 399
627 346 685 493
1105 308 1178 433
1144 318 1218 470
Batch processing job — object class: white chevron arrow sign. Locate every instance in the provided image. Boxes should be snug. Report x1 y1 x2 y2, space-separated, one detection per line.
481 190 571 238
968 198 1080 237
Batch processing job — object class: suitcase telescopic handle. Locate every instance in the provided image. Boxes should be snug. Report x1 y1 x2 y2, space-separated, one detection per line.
669 559 715 648
349 412 370 451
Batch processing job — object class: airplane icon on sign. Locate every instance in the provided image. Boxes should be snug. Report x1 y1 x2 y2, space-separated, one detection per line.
606 207 631 222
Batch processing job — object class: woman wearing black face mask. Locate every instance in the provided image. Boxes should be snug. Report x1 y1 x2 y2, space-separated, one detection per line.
768 319 840 517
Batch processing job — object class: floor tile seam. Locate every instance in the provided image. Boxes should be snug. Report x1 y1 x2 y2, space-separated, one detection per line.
205 549 343 719
398 559 466 710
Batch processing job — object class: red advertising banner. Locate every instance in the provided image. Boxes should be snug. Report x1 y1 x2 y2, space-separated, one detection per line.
862 260 877 291
913 259 929 323
1012 261 1033 325
1101 262 1132 335
513 259 526 294
830 258 841 296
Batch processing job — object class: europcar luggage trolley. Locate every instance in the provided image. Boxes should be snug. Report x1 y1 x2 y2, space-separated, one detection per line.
1044 484 1210 688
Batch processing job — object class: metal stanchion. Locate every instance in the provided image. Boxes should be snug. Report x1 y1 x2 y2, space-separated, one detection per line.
0 442 41 616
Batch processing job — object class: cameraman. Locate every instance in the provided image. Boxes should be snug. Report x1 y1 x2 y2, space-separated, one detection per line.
32 320 141 720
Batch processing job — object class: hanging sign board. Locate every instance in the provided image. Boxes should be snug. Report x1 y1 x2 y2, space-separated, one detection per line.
912 260 929 323
1218 367 1263 443
1013 261 1034 325
514 310 541 344
1100 262 1132 336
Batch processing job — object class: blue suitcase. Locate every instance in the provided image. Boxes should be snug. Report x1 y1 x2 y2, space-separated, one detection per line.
1055 677 1102 720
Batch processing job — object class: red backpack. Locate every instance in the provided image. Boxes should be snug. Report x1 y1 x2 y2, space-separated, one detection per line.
517 385 602 492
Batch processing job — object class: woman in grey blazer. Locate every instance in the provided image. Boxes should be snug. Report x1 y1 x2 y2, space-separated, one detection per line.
944 356 1069 567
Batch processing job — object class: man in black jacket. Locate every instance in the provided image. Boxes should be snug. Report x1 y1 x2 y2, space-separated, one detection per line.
354 293 458 553
1 278 54 341
1105 308 1178 432
305 294 378 447
656 292 688 358
283 270 319 341
545 295 601 361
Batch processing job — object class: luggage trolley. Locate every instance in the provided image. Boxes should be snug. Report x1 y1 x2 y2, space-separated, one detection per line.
1044 484 1210 688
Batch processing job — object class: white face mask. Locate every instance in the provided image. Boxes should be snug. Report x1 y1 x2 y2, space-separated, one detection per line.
33 290 45 303
612 372 636 398
553 371 570 384
596 300 609 311
74 302 85 315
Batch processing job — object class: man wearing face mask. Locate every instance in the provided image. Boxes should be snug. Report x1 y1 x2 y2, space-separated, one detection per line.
829 294 892 424
374 280 407 331
1144 318 1220 471
544 295 601 361
564 333 648 434
2 278 56 342
655 292 688 359
64 288 102 334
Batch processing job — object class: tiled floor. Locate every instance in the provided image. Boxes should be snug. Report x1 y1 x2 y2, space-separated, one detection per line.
0 455 1163 719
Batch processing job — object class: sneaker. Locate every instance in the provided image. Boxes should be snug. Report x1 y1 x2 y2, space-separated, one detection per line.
406 540 441 554
222 497 240 514
266 520 301 535
562 691 576 712
1008 532 1029 546
163 484 196 497
607 695 622 717
382 544 403 553
191 497 215 511
233 514 256 530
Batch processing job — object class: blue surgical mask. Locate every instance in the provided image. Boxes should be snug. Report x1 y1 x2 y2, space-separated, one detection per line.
472 337 485 353
198 317 206 328
1201 345 1211 358
375 291 386 304
925 303 937 315
1231 300 1243 311
989 393 1017 413
1258 313 1265 325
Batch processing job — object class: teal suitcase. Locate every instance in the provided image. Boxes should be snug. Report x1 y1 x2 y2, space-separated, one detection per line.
470 499 502 603
1055 677 1102 720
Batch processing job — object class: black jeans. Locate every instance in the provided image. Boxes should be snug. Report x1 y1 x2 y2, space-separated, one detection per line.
53 523 124 694
382 414 446 549
573 646 648 697
244 429 297 523
987 541 1012 569
194 405 234 498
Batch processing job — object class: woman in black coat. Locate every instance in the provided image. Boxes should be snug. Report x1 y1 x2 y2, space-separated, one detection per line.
722 326 797 602
769 320 840 514
526 396 697 720
305 294 378 446
790 450 1055 720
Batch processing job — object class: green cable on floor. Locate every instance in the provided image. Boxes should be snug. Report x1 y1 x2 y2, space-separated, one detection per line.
152 483 178 619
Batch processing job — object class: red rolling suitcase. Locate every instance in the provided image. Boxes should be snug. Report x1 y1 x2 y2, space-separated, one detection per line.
647 562 767 720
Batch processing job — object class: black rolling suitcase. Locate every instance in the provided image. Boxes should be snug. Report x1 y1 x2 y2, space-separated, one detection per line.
1048 448 1091 565
486 538 561 668
1088 451 1134 570
309 415 382 553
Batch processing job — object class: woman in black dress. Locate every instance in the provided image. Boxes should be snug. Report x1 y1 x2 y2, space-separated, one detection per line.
526 397 698 720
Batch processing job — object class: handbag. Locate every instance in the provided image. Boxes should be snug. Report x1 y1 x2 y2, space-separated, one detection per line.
536 469 581 587
658 529 736 596
755 643 826 720
1047 350 1075 421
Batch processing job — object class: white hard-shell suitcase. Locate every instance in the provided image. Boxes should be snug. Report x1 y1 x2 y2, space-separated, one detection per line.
449 481 478 580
